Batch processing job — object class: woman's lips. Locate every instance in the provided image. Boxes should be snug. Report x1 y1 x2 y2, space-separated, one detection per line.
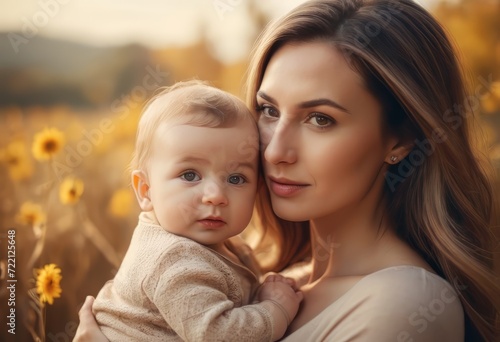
268 177 309 197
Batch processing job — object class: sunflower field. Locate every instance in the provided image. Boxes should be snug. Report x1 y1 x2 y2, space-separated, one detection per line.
0 1 499 341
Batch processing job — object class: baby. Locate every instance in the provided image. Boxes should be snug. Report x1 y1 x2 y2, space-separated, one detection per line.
93 80 303 341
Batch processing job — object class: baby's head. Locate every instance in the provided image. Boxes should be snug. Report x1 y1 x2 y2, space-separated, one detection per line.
131 80 259 246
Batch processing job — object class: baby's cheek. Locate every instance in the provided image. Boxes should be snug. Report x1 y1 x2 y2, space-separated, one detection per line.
176 192 203 220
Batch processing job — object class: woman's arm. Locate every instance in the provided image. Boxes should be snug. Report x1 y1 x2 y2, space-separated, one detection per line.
73 296 109 342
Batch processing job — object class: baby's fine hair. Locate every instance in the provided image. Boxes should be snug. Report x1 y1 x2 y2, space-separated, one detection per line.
131 80 255 171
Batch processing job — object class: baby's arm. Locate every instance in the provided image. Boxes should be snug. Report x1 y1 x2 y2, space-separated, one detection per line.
153 243 302 342
255 273 303 340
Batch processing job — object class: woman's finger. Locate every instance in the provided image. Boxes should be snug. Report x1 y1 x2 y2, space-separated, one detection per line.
73 296 108 342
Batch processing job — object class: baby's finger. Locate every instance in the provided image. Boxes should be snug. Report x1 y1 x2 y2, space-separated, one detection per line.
284 277 296 287
264 274 278 282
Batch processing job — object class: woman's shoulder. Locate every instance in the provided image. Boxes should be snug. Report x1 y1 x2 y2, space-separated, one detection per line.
340 265 464 341
356 265 456 294
284 266 465 342
350 265 464 313
353 265 463 306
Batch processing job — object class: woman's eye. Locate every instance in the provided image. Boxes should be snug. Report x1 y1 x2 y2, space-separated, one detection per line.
180 171 200 182
257 104 279 118
306 113 334 128
228 175 246 185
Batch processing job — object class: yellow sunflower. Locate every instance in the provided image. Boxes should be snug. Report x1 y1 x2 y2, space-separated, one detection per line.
481 81 500 114
32 127 65 161
491 81 500 98
108 187 134 218
59 177 84 205
0 141 34 181
36 263 62 305
481 94 499 113
16 201 46 227
9 160 34 181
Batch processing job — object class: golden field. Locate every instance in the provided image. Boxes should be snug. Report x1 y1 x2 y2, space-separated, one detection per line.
0 1 499 340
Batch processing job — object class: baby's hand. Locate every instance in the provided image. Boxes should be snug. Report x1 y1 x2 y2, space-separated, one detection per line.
257 273 303 325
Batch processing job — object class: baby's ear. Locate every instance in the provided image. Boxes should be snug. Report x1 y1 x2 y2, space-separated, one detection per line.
131 170 153 211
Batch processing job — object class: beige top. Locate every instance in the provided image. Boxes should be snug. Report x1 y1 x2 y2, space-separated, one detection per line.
93 212 273 342
282 265 464 341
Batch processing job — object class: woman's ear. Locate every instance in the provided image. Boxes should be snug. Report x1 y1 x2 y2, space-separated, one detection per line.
385 136 415 165
132 170 153 211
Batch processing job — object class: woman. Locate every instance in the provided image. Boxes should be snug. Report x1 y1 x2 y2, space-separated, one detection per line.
75 0 499 340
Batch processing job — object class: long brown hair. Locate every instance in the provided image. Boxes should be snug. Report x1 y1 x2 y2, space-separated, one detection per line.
245 0 499 340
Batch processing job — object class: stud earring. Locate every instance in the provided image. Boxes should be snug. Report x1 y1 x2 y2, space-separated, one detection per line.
390 156 398 163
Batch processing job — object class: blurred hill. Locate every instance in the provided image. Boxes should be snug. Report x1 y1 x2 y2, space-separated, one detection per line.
0 33 250 109
0 33 156 107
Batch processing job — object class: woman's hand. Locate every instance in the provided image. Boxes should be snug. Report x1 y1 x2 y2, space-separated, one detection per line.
73 296 109 342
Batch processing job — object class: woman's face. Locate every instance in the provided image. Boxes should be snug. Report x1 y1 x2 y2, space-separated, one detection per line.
257 42 397 222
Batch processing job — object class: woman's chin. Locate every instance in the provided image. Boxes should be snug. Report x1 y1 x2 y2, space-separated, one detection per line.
271 203 309 222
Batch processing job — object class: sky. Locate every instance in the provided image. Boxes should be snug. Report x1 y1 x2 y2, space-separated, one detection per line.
1 0 445 64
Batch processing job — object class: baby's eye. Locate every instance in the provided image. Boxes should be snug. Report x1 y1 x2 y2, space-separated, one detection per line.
228 175 246 185
180 171 200 182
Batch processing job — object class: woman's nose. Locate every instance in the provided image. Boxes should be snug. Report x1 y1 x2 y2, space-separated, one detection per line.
201 181 228 206
261 119 297 165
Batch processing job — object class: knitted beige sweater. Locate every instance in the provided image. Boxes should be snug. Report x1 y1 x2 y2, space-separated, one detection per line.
93 212 273 341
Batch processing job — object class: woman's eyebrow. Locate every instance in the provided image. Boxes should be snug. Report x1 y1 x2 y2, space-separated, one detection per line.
257 91 350 114
256 91 277 104
299 99 350 114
